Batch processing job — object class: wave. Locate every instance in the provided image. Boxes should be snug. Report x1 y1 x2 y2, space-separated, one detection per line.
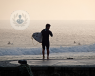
0 44 95 56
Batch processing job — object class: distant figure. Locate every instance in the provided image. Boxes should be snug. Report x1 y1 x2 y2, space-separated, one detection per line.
8 41 11 44
78 43 81 45
74 41 76 43
8 41 13 45
18 60 33 76
41 24 53 59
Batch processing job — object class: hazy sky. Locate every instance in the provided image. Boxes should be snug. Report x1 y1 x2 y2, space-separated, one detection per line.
0 0 95 20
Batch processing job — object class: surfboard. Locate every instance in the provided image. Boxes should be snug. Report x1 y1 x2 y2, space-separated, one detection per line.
32 32 42 43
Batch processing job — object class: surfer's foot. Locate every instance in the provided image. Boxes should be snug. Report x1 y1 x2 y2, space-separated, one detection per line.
43 56 45 59
47 56 49 60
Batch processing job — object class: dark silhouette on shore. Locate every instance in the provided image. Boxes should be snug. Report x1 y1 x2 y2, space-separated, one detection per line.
41 24 53 59
18 60 33 76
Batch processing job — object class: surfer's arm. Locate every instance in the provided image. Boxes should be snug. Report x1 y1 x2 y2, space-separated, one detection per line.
49 31 53 37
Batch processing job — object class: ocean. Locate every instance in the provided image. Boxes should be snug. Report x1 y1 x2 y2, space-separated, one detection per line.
0 20 95 60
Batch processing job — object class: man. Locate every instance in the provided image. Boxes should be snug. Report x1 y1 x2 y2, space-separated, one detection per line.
41 24 53 59
18 60 34 76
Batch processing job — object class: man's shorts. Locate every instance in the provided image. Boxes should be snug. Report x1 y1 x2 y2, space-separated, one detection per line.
42 42 49 49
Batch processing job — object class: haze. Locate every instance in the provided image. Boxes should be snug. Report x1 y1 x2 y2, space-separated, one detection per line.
0 0 95 20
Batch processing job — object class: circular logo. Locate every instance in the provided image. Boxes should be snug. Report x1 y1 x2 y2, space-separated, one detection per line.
10 10 30 30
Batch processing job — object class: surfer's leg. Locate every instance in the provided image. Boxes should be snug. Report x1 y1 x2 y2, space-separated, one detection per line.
42 49 45 59
46 43 49 59
47 49 49 59
42 43 45 59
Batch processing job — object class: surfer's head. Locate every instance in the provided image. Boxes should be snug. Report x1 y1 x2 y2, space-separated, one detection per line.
46 24 51 29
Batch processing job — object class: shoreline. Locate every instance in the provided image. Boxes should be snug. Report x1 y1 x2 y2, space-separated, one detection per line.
0 54 95 61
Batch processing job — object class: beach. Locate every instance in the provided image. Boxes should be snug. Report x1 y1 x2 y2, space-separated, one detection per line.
0 20 95 76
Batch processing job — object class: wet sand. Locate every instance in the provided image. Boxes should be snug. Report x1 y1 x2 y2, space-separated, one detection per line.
0 54 95 67
0 55 95 76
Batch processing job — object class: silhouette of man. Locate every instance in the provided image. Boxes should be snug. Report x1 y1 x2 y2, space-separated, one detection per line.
41 24 53 59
